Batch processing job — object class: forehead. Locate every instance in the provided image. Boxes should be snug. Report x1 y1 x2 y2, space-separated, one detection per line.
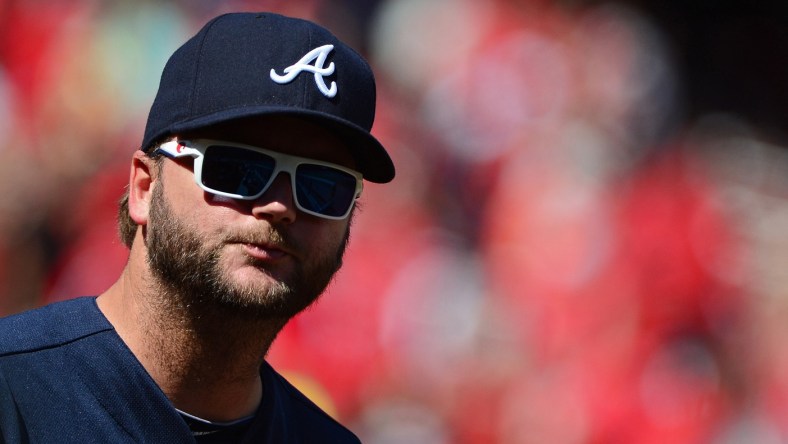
178 116 355 167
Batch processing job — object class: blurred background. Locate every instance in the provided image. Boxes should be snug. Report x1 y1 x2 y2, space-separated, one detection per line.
1 0 788 442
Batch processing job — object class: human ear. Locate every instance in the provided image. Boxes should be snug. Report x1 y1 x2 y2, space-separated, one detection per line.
127 150 158 226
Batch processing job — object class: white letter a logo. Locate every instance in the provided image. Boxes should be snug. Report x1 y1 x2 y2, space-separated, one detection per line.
270 44 337 98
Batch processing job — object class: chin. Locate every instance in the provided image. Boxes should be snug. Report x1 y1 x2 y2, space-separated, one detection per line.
213 273 306 318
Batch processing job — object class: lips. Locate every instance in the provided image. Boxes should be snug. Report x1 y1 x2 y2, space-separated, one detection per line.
241 242 289 261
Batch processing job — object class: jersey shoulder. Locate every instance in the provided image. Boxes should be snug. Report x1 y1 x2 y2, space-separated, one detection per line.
0 297 111 357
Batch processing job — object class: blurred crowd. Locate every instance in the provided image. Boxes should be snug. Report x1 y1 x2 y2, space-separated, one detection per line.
2 0 788 442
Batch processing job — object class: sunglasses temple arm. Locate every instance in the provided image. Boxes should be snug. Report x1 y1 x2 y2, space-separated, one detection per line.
154 141 200 158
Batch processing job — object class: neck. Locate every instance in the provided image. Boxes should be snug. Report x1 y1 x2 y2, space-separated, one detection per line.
97 247 287 422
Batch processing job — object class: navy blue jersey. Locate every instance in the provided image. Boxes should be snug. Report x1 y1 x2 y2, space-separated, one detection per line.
0 297 360 443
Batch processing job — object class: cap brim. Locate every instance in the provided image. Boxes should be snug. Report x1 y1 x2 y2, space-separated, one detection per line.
156 106 395 184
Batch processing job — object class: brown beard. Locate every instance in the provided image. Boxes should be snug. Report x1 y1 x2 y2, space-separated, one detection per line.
144 183 349 322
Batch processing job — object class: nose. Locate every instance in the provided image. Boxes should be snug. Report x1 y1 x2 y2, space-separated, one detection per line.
251 172 297 224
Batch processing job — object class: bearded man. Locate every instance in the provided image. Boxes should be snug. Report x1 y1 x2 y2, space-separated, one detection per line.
0 11 394 443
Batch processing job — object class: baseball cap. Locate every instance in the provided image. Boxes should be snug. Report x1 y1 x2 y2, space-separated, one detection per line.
142 12 395 183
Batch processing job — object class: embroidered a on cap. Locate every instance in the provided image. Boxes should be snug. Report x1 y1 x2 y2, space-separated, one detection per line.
270 44 337 98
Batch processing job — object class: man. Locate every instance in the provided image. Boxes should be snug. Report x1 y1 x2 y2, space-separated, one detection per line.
0 11 394 443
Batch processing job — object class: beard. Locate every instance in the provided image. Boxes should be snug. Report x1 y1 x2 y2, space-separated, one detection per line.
144 184 349 321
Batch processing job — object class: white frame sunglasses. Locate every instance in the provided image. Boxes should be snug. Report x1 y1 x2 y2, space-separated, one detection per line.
155 139 363 220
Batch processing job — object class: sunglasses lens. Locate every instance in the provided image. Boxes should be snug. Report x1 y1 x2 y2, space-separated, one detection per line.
202 146 275 196
295 164 358 217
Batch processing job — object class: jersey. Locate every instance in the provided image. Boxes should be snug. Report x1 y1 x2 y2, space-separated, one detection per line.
0 297 360 443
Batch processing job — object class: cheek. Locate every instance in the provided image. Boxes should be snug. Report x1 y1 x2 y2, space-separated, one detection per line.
317 220 351 250
287 216 349 255
161 174 222 233
162 164 201 207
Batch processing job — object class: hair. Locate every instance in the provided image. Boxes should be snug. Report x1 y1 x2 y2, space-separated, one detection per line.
118 190 135 249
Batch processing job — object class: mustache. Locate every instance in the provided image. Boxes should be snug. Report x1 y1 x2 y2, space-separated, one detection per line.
222 226 301 253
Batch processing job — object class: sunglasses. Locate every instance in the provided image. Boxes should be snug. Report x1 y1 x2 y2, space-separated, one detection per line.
155 139 363 220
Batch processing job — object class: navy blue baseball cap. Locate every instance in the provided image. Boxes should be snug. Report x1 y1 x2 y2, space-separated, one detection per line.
142 12 395 183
